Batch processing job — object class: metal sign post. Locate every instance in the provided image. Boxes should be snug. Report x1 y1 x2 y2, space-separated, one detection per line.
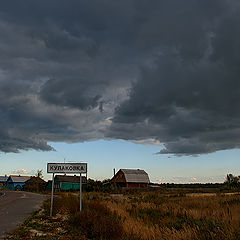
47 162 87 216
80 172 82 211
50 172 55 217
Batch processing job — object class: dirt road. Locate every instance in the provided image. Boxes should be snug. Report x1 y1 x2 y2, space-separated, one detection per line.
0 191 46 239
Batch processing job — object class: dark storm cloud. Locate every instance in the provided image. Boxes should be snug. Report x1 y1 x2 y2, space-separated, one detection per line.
0 0 239 154
40 78 102 110
108 0 240 155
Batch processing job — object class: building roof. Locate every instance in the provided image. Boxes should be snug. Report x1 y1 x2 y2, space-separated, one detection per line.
8 175 31 183
25 176 46 184
55 175 87 183
120 169 150 183
0 176 8 182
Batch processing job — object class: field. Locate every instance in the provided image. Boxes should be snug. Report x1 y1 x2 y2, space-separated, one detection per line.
5 190 240 240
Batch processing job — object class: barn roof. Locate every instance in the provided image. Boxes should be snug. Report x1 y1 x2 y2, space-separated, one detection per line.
121 169 150 183
8 175 31 183
55 175 87 183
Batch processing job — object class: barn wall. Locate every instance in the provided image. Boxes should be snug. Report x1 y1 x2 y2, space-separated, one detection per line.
126 183 148 188
112 170 126 183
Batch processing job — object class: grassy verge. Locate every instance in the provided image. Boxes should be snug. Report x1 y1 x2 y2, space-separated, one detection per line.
4 205 69 239
5 191 240 240
5 193 124 240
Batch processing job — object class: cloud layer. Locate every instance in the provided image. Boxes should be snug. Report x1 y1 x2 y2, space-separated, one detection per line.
0 0 240 154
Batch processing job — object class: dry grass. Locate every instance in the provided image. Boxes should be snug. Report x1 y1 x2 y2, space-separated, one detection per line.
105 192 240 240
6 191 240 240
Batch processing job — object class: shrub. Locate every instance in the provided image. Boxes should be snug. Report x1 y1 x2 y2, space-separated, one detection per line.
42 194 80 216
69 200 123 240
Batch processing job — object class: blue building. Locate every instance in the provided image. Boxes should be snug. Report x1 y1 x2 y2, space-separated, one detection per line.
6 175 31 190
0 176 8 189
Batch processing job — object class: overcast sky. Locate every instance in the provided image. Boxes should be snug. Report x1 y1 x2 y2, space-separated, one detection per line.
0 1 240 182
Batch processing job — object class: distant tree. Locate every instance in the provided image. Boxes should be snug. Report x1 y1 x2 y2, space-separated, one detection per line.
226 174 234 184
36 169 43 178
102 179 111 184
83 178 103 192
225 174 240 188
82 178 117 193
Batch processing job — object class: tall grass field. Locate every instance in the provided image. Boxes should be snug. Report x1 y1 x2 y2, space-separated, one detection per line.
6 191 240 240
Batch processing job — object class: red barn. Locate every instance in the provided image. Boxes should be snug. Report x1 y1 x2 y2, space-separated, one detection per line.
111 169 150 188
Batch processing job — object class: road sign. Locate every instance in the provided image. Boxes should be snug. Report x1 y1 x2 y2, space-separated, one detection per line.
47 163 87 174
47 162 87 216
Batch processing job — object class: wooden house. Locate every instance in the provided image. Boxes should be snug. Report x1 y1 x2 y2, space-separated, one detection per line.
111 169 150 188
54 175 87 191
24 176 46 192
0 176 8 188
6 175 31 190
45 180 52 191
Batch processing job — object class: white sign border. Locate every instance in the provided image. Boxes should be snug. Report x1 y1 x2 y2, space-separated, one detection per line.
47 162 87 174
